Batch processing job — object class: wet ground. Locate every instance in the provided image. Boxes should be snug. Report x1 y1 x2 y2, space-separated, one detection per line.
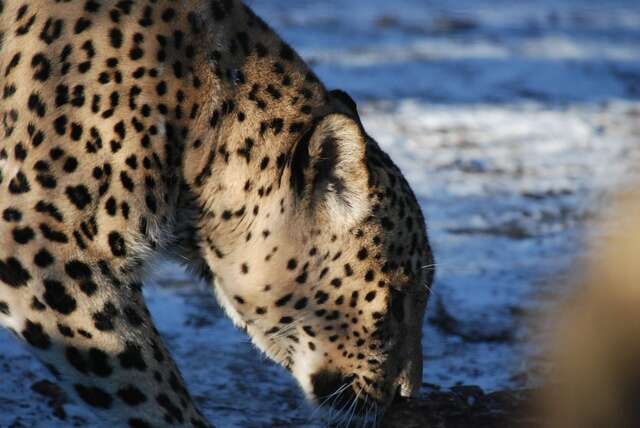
1 0 640 427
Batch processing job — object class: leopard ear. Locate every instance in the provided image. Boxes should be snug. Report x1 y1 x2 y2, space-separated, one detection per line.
290 113 370 227
329 89 360 119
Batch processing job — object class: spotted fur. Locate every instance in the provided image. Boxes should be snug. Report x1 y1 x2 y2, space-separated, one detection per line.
0 1 434 426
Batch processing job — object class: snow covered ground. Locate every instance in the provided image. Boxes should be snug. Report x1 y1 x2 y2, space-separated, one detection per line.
1 0 639 427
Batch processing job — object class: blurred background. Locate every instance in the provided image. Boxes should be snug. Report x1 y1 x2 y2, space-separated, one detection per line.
1 1 639 427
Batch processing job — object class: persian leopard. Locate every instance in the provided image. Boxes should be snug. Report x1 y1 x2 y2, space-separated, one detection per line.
0 0 434 427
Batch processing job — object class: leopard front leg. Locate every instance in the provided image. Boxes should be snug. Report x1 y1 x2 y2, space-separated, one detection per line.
0 247 212 428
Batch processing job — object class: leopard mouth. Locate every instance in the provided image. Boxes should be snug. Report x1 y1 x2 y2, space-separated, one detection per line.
309 371 395 426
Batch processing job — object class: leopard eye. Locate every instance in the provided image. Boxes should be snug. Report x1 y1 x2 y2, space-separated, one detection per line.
390 289 405 322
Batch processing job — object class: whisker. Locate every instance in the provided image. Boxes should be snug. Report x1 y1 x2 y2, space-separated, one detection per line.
372 402 380 428
309 381 352 423
345 385 363 427
267 310 316 341
329 382 357 427
420 261 477 274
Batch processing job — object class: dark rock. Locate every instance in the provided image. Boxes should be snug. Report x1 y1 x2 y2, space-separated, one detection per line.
381 386 538 428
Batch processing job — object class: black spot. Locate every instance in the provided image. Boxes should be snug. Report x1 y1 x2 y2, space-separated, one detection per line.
78 329 92 339
344 264 354 276
29 297 43 312
315 291 329 304
364 270 375 282
2 208 22 222
280 316 293 324
65 185 92 210
381 217 394 230
150 340 164 363
115 121 126 140
0 301 9 315
93 302 118 331
87 347 113 377
74 17 92 34
9 171 30 194
287 259 298 270
40 18 64 44
129 47 144 60
138 5 153 27
78 61 92 74
10 142 25 163
275 293 293 307
74 384 112 409
124 306 143 327
69 86 84 108
31 53 51 81
105 197 117 216
54 115 68 135
118 342 147 371
27 92 46 117
118 385 147 406
85 1 100 13
5 52 21 76
34 249 54 268
161 8 176 22
156 80 167 96
260 157 270 170
0 257 31 288
43 279 76 314
32 130 45 147
79 279 98 296
59 324 74 338
22 320 51 349
109 27 123 48
55 85 69 106
108 231 126 257
12 226 34 244
66 346 86 372
65 260 92 280
40 223 68 243
63 157 78 173
16 14 36 36
294 298 308 310
70 123 83 141
120 171 134 192
295 272 308 284
157 393 184 423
